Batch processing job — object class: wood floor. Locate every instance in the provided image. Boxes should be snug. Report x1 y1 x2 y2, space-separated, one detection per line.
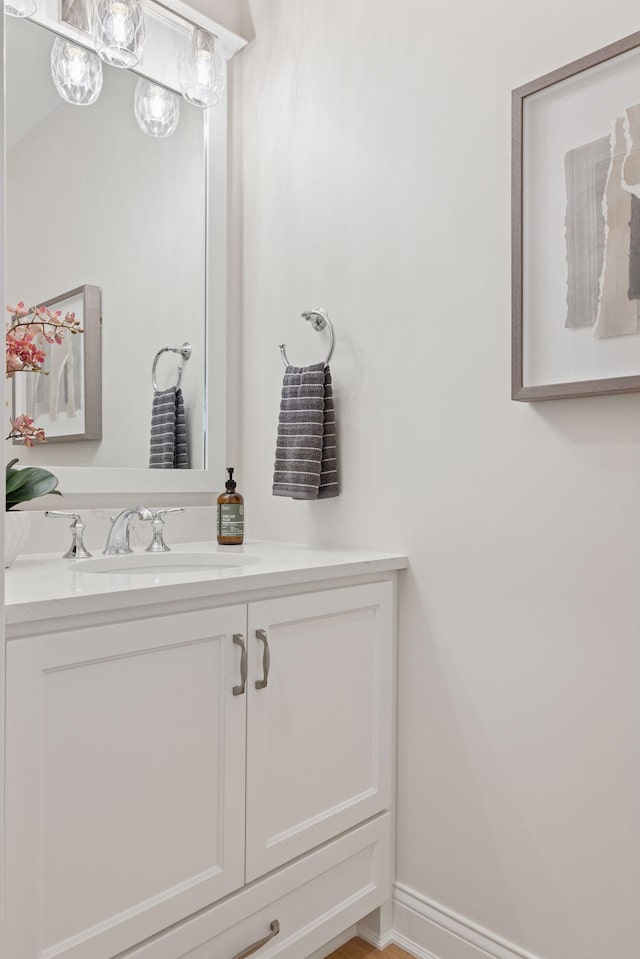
328 938 413 959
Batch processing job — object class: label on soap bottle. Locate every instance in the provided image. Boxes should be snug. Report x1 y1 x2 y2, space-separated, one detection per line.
218 503 244 538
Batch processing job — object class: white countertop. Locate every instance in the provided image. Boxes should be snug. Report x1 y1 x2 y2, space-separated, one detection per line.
5 540 407 628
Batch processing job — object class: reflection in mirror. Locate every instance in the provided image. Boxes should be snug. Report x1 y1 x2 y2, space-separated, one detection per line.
5 15 207 469
12 285 102 444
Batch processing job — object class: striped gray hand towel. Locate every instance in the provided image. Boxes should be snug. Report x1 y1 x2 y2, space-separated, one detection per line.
273 362 339 499
149 386 190 469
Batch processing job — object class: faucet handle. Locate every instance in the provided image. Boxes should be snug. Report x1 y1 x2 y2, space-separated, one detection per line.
45 511 92 560
145 508 185 553
156 507 185 522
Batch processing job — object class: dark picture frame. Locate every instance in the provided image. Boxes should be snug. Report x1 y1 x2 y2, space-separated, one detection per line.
512 31 640 400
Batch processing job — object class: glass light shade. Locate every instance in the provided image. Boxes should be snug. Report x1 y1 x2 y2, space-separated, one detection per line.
179 28 226 108
51 38 103 106
92 0 145 68
4 0 38 16
134 79 180 137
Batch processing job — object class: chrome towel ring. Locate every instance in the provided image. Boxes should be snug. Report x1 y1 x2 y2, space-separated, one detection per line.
279 309 335 369
152 342 192 392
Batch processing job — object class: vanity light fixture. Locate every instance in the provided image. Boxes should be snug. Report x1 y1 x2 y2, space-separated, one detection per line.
92 0 145 68
51 38 103 106
4 0 38 17
179 28 226 108
134 79 180 137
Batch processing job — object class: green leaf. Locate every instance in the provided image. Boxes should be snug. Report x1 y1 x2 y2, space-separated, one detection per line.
6 470 31 495
5 460 62 510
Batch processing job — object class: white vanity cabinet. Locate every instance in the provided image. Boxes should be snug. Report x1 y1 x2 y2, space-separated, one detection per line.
4 573 398 959
5 605 248 959
246 584 393 881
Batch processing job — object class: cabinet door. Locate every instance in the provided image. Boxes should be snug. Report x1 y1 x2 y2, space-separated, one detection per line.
246 582 393 881
5 605 248 959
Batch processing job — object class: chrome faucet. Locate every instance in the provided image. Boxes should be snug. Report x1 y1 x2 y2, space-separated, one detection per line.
103 507 153 556
145 508 185 553
45 511 92 559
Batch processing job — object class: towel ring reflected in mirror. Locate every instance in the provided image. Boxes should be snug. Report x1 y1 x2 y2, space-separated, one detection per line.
152 342 192 392
279 309 335 368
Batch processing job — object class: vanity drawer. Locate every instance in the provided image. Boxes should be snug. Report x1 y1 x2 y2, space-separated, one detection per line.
128 814 391 959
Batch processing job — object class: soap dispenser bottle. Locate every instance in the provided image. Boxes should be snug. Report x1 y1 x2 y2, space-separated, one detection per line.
217 468 245 545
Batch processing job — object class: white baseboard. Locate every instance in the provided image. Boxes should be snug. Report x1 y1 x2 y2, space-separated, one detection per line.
357 925 395 950
311 888 541 959
357 900 395 950
390 883 544 959
390 928 440 959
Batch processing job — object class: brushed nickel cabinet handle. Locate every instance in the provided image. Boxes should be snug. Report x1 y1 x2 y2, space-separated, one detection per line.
233 634 247 696
230 920 280 959
255 629 270 690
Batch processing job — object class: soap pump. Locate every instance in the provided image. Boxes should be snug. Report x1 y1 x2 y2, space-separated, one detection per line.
217 468 245 545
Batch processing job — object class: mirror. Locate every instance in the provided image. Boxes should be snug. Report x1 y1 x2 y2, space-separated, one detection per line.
5 15 207 471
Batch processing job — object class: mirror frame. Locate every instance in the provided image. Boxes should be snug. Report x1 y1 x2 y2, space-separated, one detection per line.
7 0 246 499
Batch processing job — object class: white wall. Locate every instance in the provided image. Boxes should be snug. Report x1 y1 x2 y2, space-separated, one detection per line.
240 3 640 959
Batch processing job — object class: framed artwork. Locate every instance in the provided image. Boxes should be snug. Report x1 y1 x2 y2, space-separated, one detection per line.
12 284 102 442
512 31 640 400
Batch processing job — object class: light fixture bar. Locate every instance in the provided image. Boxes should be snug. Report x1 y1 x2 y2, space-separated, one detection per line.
60 0 203 41
147 0 219 41
59 0 247 61
142 0 249 59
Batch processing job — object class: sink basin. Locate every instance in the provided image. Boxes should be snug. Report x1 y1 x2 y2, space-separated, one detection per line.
70 552 260 575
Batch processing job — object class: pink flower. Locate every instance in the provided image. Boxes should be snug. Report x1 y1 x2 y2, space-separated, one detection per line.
8 413 47 446
6 354 22 374
14 414 34 429
5 296 85 444
6 301 30 318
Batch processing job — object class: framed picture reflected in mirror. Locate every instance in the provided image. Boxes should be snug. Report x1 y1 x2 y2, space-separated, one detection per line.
12 284 102 443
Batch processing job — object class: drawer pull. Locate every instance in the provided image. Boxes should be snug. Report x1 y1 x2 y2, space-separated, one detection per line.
233 634 247 696
255 629 270 689
231 919 280 959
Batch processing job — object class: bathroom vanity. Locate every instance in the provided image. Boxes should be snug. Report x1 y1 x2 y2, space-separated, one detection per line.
2 2 404 958
4 542 406 959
